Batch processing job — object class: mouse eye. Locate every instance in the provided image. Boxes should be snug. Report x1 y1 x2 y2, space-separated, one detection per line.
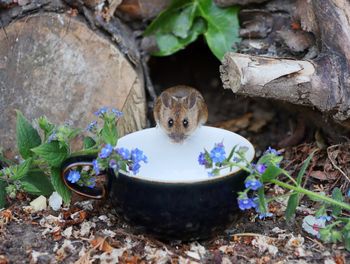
183 118 189 128
168 118 174 128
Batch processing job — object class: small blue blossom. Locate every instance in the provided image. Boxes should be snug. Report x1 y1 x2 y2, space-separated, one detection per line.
67 170 80 183
116 148 130 160
94 107 108 117
130 163 141 174
347 188 350 197
112 108 123 118
86 120 97 131
99 144 113 159
210 146 226 163
198 152 207 165
256 163 267 174
317 215 332 222
92 159 100 175
245 179 263 190
238 197 256 210
87 177 96 188
264 147 280 156
258 212 273 219
48 132 57 143
109 159 118 170
131 148 148 163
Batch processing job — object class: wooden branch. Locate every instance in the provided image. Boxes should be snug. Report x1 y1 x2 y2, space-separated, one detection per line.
220 52 350 126
220 0 350 127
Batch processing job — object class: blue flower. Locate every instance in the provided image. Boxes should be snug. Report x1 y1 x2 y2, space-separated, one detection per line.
198 152 207 165
86 120 97 131
258 212 273 219
116 148 130 160
99 144 113 159
130 163 141 174
92 159 100 175
87 177 96 188
317 215 332 222
94 107 108 117
131 148 148 163
67 170 80 183
264 147 280 156
245 179 263 190
255 163 267 174
112 108 123 118
48 132 57 143
210 145 226 163
109 159 118 170
238 197 256 210
347 189 350 197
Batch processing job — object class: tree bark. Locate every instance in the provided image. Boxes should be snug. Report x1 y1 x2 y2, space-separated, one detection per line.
0 0 148 155
220 0 350 127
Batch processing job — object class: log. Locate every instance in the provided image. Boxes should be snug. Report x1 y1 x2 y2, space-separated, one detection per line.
220 0 350 127
0 1 147 156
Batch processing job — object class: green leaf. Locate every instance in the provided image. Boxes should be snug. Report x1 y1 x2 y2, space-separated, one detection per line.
153 18 206 56
172 4 197 38
83 137 96 149
38 116 55 140
144 0 240 60
0 180 7 209
198 0 240 60
11 158 32 180
297 153 314 185
51 167 71 204
21 169 54 196
331 188 343 216
101 121 118 146
31 142 68 167
16 110 41 159
285 192 299 221
331 230 343 243
344 230 350 251
261 165 283 182
144 0 192 36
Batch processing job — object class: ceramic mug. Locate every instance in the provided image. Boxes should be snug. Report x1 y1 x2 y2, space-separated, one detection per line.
61 126 255 241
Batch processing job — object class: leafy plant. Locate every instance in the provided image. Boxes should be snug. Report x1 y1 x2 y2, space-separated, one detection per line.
198 144 350 250
144 0 240 60
0 108 147 208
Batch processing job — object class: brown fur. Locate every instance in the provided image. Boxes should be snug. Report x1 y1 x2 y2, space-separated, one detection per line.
153 85 208 143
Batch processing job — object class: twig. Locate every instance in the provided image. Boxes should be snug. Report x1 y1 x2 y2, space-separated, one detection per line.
327 144 350 183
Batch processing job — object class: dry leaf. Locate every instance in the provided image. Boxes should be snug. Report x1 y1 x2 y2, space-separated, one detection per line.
214 113 253 132
90 237 114 253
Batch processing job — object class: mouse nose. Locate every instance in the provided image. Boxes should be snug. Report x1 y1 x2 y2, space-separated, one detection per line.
170 133 186 143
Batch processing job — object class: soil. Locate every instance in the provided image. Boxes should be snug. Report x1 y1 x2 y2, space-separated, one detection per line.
1 16 350 264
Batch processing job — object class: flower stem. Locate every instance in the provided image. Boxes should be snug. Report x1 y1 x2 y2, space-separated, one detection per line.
271 179 350 211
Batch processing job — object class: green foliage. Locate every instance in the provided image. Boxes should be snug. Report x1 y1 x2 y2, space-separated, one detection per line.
0 180 6 208
21 169 54 196
16 110 41 159
331 188 343 217
51 168 71 204
260 165 283 182
144 0 240 60
100 120 118 146
83 136 96 149
10 158 32 180
285 153 314 221
31 142 68 167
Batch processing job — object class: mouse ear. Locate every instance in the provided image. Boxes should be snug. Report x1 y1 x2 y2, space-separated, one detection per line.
160 91 173 108
186 91 197 109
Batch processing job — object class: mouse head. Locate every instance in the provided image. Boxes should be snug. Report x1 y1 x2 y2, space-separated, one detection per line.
157 90 200 143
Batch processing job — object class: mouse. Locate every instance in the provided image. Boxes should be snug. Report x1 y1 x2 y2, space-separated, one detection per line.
153 85 208 143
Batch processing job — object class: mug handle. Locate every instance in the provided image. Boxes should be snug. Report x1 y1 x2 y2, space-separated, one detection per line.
61 156 108 199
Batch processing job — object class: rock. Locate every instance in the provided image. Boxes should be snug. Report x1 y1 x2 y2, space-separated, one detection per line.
30 195 47 212
0 13 147 157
